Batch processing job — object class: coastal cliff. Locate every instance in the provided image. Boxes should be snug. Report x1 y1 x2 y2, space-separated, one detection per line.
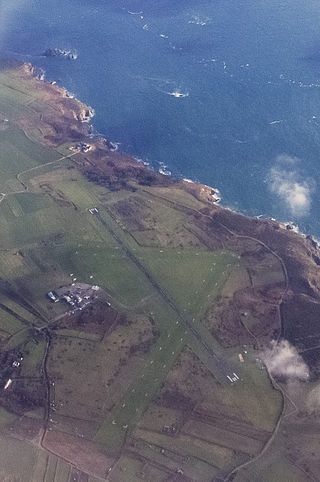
3 59 320 353
1 60 320 481
14 62 95 144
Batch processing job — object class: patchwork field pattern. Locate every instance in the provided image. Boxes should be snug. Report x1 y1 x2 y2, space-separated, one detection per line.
0 63 319 481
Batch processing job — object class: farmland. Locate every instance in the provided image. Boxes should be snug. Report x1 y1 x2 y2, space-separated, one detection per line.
0 62 319 481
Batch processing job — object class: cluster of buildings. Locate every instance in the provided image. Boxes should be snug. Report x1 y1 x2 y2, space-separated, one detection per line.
60 289 93 310
47 283 102 312
70 142 93 153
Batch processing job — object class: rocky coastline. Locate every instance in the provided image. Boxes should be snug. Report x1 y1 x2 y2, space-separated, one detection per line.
8 60 320 306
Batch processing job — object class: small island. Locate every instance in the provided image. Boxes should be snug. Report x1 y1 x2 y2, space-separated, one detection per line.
43 47 78 60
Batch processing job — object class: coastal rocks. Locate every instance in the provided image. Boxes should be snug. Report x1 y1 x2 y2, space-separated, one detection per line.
77 107 95 123
43 48 78 60
10 62 95 146
19 63 44 80
182 182 221 205
66 105 95 123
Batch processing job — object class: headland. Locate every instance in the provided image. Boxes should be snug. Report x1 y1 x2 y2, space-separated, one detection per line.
0 59 319 481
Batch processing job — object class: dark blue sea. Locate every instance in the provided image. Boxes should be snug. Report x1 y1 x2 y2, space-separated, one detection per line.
2 0 320 235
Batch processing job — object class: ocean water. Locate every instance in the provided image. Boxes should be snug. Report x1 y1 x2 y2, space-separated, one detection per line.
2 0 320 235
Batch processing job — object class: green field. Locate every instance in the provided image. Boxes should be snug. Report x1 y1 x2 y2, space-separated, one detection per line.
0 64 297 481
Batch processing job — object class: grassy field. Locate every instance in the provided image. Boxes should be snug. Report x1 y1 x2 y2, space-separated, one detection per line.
0 434 74 482
0 434 38 481
0 65 291 481
125 346 282 479
139 247 236 318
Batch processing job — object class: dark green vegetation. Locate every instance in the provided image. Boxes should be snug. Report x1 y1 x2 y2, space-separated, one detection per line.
0 62 320 481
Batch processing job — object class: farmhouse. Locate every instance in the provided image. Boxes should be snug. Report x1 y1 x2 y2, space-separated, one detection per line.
70 142 93 153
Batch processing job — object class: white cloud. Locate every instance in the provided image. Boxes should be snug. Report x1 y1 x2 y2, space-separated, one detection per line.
268 155 314 217
260 339 309 382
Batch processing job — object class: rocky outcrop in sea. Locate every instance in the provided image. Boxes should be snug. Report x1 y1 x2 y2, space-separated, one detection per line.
43 48 78 60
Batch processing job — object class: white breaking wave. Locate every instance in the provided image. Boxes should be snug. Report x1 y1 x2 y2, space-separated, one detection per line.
167 90 189 98
159 168 172 176
159 162 171 176
148 77 189 98
133 156 150 166
109 141 120 152
188 15 210 26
